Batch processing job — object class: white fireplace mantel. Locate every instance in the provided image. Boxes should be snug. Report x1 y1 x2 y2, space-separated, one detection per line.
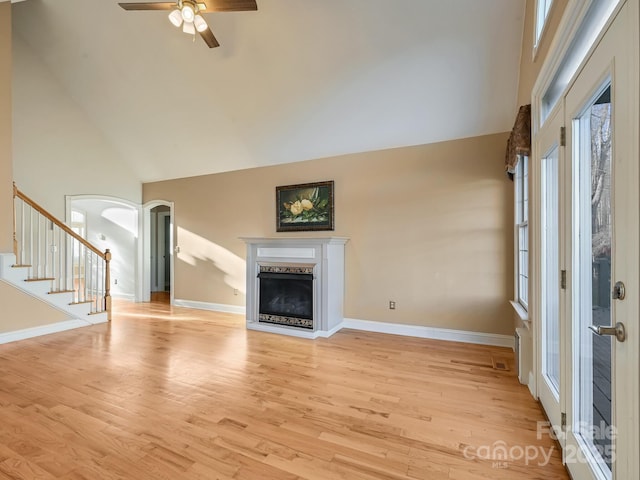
241 237 349 339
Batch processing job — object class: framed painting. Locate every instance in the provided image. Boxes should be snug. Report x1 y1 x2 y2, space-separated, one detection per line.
276 181 335 232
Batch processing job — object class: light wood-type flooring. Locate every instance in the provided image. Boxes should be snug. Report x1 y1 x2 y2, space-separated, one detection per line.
0 300 570 479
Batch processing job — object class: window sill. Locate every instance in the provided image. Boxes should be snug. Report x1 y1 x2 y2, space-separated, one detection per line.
510 300 530 326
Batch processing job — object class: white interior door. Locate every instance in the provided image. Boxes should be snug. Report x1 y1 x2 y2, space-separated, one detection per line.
562 2 639 478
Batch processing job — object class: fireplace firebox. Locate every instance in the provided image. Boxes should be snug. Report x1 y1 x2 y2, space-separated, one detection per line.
258 265 314 329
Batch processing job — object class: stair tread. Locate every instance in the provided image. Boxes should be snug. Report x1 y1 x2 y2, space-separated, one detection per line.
12 264 32 268
25 277 55 282
88 311 107 316
69 300 94 305
48 290 75 295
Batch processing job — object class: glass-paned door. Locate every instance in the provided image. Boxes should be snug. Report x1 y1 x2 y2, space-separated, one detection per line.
560 3 638 478
536 105 564 434
571 81 613 477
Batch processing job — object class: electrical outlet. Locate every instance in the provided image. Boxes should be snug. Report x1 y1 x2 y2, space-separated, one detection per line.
389 301 396 310
233 289 239 296
114 279 118 285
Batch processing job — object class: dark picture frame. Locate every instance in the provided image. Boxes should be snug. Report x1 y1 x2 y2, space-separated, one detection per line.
276 181 335 232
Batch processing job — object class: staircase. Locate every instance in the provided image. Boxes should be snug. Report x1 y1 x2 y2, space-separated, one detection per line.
0 253 108 324
0 184 111 325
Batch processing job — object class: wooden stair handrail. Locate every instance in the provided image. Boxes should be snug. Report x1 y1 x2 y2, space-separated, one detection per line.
13 183 105 259
13 183 112 321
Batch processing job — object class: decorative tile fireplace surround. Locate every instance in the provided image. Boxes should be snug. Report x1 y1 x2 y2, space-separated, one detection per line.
241 237 349 339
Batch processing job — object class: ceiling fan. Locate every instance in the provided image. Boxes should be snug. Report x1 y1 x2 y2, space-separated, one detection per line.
118 0 258 48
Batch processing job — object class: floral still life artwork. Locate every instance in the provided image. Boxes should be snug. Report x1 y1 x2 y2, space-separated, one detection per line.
276 181 334 232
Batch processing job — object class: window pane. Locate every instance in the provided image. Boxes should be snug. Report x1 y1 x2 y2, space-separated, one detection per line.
523 156 529 222
516 156 529 223
518 223 529 307
71 210 85 223
542 147 560 395
535 0 553 45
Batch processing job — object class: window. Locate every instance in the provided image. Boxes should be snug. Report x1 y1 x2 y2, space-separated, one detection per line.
70 209 87 258
515 155 529 310
70 209 86 238
534 0 554 50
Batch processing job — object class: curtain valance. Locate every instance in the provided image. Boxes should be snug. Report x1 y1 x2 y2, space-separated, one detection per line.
505 104 531 178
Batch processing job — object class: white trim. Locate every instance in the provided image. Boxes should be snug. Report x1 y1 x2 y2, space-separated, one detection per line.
0 319 92 345
343 318 514 348
111 293 135 301
510 300 530 323
532 0 623 130
174 298 245 315
256 247 315 259
171 301 514 347
528 372 536 397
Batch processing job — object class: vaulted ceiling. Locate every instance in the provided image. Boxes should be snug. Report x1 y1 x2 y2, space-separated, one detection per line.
11 0 525 182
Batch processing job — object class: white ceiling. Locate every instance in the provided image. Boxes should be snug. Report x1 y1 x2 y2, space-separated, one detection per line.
12 0 525 183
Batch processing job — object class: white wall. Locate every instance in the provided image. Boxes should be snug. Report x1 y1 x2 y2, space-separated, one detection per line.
12 36 141 219
72 199 138 300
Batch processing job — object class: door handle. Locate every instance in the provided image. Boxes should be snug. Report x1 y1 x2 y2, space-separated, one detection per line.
588 322 626 342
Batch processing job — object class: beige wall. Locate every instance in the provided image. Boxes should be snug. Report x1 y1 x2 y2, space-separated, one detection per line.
0 3 12 253
0 280 71 334
517 0 569 106
145 133 514 335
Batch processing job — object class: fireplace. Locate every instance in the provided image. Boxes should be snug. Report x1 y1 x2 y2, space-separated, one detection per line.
258 265 314 329
242 237 348 339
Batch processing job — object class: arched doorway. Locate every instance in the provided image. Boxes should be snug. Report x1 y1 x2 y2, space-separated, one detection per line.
65 195 141 302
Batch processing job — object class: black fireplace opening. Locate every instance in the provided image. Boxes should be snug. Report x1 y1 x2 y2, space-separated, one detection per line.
258 269 313 329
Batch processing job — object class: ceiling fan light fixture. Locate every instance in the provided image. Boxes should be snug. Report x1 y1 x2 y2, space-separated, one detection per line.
181 4 196 23
182 20 196 35
168 9 183 28
194 15 208 33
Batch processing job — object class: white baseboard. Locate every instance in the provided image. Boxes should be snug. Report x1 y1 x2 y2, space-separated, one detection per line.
319 322 344 338
168 300 514 348
0 319 92 345
112 293 135 301
174 299 246 315
343 318 514 348
528 371 537 398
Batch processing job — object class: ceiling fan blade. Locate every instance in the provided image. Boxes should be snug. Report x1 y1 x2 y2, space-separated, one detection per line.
198 0 257 13
199 26 220 48
118 2 177 11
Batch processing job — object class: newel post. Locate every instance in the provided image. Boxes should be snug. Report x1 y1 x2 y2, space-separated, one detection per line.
105 249 112 321
12 182 17 258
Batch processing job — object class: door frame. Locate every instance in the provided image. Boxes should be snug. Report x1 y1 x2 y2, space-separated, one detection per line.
533 101 565 443
142 200 175 304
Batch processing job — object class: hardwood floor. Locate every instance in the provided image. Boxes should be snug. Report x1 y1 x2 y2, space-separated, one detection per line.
0 300 569 479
